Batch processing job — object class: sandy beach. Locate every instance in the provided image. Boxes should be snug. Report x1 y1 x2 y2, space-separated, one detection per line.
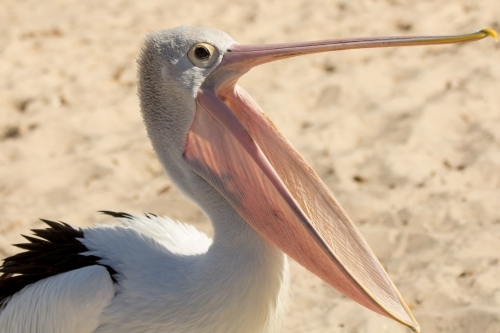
1 0 499 332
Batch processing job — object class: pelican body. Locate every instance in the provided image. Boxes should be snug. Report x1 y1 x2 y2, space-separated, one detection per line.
0 26 496 333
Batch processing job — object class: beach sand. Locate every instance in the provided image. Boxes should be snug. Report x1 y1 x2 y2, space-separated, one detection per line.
1 1 499 332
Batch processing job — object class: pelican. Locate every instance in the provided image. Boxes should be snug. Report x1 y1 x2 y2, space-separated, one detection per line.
0 26 496 333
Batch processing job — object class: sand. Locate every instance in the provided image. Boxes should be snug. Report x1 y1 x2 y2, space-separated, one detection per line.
0 0 499 332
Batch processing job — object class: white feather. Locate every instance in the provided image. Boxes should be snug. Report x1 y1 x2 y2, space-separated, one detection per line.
0 266 114 333
0 215 289 333
80 215 289 333
113 213 211 255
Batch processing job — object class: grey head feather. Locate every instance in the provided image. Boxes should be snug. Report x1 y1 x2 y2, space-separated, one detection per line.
137 26 235 155
136 26 237 215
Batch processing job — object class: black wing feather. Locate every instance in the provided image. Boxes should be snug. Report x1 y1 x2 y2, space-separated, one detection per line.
0 219 117 308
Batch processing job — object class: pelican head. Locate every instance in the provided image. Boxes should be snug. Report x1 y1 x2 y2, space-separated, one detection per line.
137 25 496 332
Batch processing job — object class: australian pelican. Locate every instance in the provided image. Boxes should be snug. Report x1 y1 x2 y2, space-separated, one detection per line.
0 26 496 333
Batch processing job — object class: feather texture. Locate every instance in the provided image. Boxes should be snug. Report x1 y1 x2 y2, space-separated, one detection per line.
0 220 117 309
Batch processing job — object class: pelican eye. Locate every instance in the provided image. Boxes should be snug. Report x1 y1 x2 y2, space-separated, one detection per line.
188 43 219 68
194 46 210 60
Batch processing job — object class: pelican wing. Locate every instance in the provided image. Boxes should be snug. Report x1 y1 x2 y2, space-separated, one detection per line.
0 265 114 333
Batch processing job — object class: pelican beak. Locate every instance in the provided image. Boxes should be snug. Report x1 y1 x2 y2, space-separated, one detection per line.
183 28 496 332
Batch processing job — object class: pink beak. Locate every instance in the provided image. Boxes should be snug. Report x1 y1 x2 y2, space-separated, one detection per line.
183 28 496 332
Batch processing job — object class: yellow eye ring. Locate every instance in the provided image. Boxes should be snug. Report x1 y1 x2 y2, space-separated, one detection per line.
187 43 220 68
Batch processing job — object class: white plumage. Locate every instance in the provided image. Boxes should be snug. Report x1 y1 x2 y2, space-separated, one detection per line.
1 213 289 333
0 266 113 333
81 215 288 333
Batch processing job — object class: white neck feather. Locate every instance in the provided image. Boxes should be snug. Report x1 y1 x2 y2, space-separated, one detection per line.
203 207 290 333
131 33 290 330
85 201 289 333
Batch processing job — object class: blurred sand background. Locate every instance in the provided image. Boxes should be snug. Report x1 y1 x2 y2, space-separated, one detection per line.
1 1 499 332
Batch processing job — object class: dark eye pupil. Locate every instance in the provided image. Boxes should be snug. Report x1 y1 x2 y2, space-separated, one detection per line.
194 46 210 60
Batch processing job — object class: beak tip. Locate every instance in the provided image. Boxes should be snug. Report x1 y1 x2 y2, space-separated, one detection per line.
411 324 421 333
479 28 498 42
